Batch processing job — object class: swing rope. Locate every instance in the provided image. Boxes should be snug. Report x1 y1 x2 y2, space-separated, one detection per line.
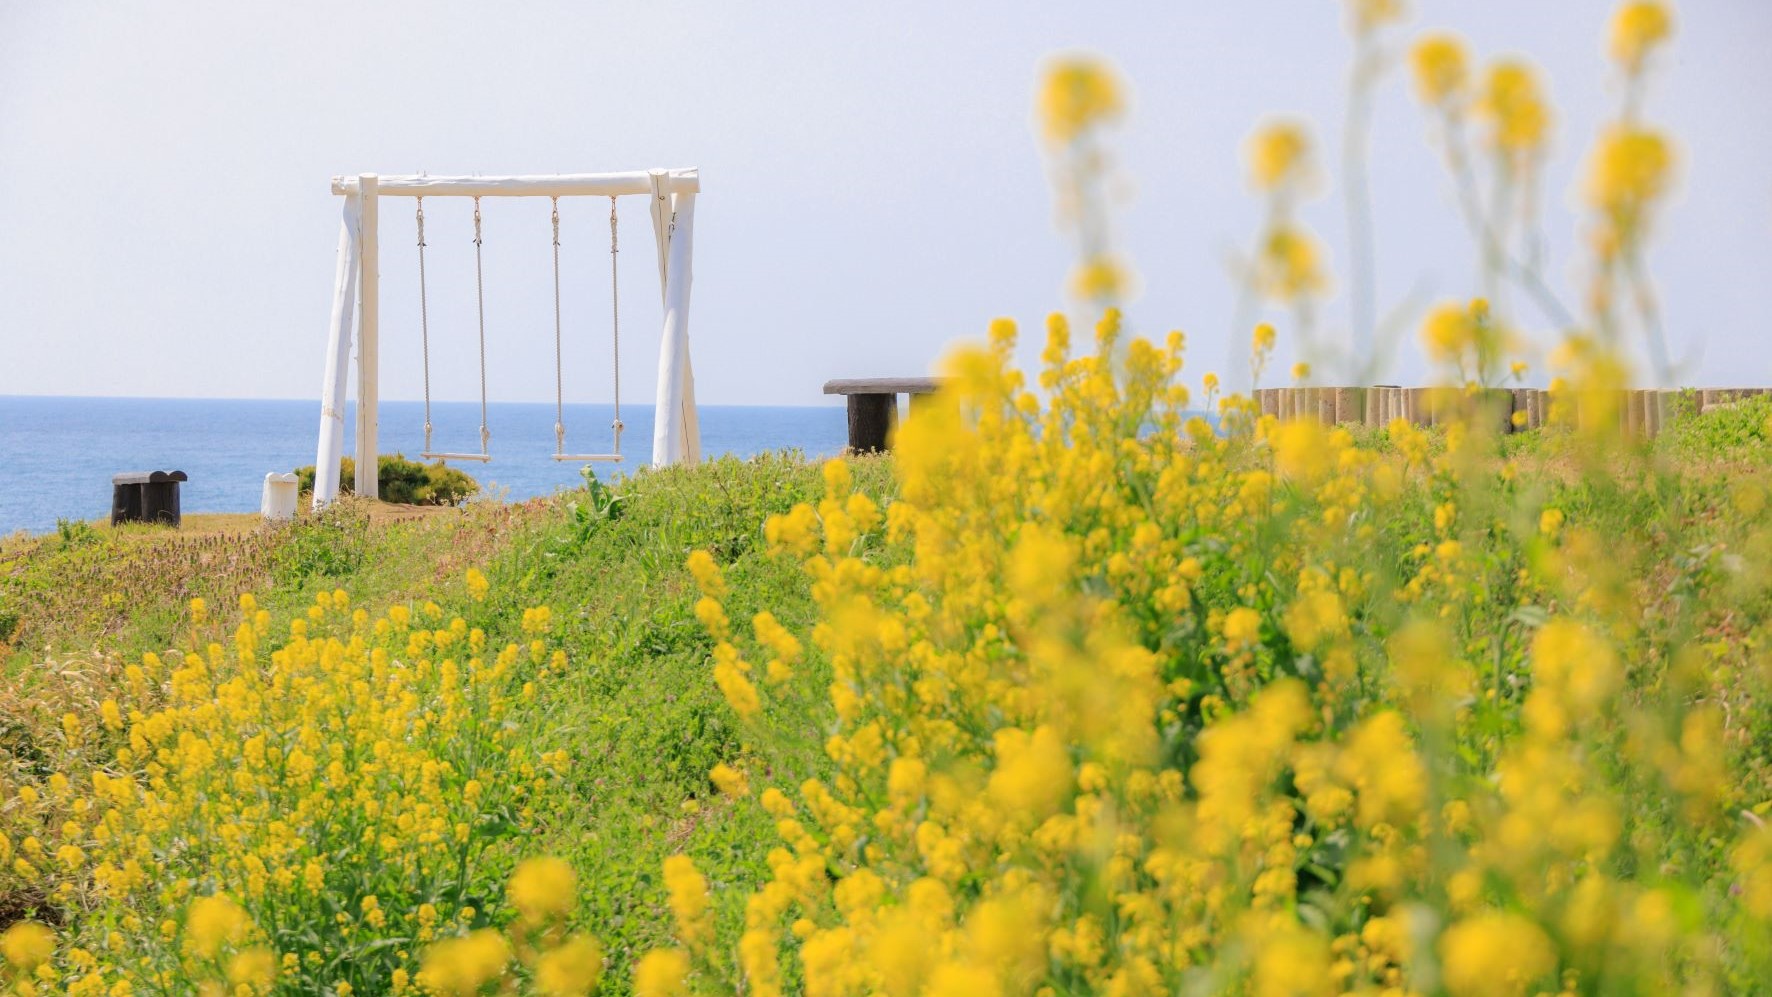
550 195 625 463
419 196 493 463
473 195 490 458
415 191 622 465
551 197 565 457
609 195 624 453
416 197 433 455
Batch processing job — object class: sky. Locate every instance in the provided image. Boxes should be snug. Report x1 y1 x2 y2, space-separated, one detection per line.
2 0 1769 408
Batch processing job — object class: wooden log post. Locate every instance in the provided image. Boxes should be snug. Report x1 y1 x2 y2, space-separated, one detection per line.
847 395 896 452
1334 387 1358 425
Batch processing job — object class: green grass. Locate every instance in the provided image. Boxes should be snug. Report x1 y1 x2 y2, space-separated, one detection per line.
6 415 1772 991
0 450 889 989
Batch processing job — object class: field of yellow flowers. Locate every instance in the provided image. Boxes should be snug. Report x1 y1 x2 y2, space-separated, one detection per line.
6 1 1771 994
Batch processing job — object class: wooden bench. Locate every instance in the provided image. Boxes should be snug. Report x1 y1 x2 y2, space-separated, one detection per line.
823 377 943 453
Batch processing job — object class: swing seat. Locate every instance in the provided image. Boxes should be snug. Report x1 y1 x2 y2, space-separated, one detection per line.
552 453 623 463
421 452 494 463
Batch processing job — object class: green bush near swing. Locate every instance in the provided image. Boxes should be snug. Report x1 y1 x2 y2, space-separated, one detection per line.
294 453 479 506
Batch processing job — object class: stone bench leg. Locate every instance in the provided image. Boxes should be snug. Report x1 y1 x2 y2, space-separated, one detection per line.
847 393 897 453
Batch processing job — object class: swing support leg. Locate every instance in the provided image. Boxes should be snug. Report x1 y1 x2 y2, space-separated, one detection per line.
313 188 362 510
652 190 699 467
355 174 381 499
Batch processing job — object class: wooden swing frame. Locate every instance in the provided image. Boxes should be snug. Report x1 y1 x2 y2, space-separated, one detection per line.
312 170 702 508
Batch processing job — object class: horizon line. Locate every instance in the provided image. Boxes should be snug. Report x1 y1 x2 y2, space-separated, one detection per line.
0 392 847 408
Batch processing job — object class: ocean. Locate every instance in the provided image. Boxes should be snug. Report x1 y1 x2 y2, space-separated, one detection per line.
0 396 847 535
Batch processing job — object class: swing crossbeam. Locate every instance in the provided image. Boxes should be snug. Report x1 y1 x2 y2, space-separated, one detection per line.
331 171 699 198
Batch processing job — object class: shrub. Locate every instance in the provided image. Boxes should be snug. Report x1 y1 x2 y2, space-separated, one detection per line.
293 455 479 506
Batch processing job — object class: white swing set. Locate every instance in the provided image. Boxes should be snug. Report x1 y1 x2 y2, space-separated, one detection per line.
312 169 701 509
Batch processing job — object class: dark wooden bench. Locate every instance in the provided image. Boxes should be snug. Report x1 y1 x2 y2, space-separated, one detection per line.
823 377 943 453
112 470 188 527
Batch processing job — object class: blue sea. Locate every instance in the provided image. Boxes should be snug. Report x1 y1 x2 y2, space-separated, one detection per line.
0 396 847 535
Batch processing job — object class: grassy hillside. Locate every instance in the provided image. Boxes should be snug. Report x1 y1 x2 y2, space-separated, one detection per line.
1 453 889 990
5 390 1772 992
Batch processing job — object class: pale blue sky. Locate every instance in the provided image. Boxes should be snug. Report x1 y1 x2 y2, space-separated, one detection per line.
2 0 1768 405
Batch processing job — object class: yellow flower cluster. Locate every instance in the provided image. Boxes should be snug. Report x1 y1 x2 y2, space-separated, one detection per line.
1587 125 1674 252
1409 33 1468 106
1610 1 1674 72
1247 121 1311 192
1419 297 1514 386
1255 225 1328 301
1036 56 1125 146
1477 60 1550 159
658 308 1768 995
417 857 603 997
1343 0 1406 35
1 582 567 994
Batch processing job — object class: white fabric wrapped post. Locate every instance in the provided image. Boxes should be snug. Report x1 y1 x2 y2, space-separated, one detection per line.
652 191 699 466
313 190 362 509
262 472 300 521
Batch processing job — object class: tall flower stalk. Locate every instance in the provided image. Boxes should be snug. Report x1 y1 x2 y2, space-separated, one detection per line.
1036 57 1132 314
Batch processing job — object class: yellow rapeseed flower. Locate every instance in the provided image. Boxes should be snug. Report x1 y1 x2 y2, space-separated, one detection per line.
417 929 510 997
1223 606 1263 653
1611 1 1673 71
1272 420 1334 483
185 894 251 959
1411 33 1470 105
534 935 604 997
464 568 490 602
1478 60 1550 156
1248 121 1311 191
1587 126 1673 215
1420 302 1473 364
710 762 750 798
1 921 55 971
1439 912 1555 997
662 855 712 947
1255 225 1328 301
508 856 577 924
1068 256 1132 303
1037 56 1125 145
225 947 277 990
1343 0 1406 33
632 948 690 997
